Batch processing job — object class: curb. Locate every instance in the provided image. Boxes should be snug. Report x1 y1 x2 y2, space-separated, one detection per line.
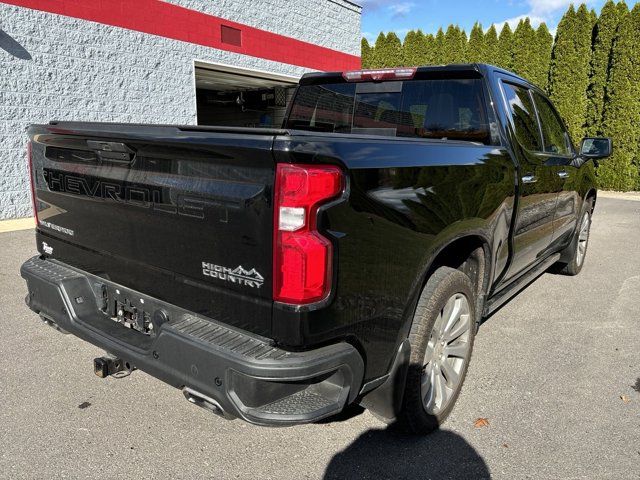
0 218 35 234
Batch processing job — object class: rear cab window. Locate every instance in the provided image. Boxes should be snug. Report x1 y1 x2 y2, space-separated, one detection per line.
286 76 500 146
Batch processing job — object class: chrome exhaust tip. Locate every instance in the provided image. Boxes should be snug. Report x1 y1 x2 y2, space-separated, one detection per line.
182 387 233 419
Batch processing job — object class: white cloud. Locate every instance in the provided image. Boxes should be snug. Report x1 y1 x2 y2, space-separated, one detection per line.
358 0 416 17
362 31 377 42
357 0 399 9
493 0 596 32
495 14 547 31
388 2 416 17
527 0 576 15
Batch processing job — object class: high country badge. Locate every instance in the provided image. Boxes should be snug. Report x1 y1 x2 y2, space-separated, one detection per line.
202 262 264 289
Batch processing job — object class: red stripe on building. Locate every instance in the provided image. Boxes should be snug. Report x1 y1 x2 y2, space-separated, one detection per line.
3 0 361 71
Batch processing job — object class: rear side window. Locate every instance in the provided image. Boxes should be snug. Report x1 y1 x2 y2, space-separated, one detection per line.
501 82 542 152
287 83 355 133
532 91 573 156
286 79 498 145
351 82 403 136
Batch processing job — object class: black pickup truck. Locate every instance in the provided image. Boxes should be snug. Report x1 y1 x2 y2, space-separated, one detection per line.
21 64 612 434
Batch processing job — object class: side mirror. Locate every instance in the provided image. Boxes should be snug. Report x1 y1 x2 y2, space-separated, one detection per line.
580 137 612 159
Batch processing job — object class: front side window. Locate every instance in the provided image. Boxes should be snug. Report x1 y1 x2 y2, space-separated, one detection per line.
286 78 498 145
532 91 573 156
501 82 542 152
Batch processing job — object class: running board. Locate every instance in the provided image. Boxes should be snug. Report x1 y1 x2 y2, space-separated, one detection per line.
483 253 561 318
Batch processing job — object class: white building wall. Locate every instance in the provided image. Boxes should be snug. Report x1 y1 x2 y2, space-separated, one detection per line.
0 0 361 219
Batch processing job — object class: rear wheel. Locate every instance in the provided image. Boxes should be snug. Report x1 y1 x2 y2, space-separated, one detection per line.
558 201 593 276
395 267 476 434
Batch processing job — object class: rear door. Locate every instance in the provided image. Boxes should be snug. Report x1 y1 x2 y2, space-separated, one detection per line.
498 80 563 282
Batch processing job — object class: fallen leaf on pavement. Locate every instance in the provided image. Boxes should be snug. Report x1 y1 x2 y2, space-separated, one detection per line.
621 394 631 404
474 418 490 428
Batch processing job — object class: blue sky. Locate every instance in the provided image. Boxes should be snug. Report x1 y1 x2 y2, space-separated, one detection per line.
360 0 612 41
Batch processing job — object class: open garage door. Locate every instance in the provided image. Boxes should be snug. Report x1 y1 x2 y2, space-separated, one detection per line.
194 61 298 128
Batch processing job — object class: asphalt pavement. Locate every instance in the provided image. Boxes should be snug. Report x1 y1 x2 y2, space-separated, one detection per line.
0 194 638 479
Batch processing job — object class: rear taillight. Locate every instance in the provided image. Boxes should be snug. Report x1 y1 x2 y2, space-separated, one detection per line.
27 141 39 225
342 67 417 82
273 164 343 305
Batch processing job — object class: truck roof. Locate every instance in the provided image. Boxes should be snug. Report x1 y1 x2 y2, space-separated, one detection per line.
299 63 529 86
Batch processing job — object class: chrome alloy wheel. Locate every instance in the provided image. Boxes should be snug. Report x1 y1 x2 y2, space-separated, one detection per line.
421 293 473 415
576 211 591 267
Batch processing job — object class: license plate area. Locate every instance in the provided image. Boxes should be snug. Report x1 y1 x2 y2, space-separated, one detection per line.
104 287 156 336
113 298 153 335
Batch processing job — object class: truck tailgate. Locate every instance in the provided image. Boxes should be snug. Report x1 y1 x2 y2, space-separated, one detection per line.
28 123 280 336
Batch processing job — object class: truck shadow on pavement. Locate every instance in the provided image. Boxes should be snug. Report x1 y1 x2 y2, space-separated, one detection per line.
323 427 490 480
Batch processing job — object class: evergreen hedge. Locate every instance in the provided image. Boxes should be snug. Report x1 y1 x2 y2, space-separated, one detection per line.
362 1 640 191
549 5 593 141
600 3 640 190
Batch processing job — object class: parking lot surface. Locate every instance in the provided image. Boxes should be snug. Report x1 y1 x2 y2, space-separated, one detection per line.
1 195 639 479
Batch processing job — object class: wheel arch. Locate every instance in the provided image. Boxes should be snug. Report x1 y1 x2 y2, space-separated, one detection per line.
402 232 493 336
422 234 493 299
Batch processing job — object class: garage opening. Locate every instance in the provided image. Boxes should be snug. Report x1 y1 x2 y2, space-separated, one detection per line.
194 62 298 128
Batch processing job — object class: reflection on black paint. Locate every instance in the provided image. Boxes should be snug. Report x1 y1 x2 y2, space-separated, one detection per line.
297 141 516 381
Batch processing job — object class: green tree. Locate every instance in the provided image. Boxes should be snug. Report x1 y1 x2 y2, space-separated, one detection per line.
618 0 631 16
402 30 418 66
534 22 554 91
408 32 435 66
385 32 404 67
586 1 627 137
372 32 387 68
361 37 373 68
403 30 433 66
418 33 435 65
458 27 469 62
512 18 537 81
496 23 514 69
372 31 404 67
548 4 594 141
599 4 640 190
433 27 446 64
467 22 486 63
443 25 467 64
484 24 499 65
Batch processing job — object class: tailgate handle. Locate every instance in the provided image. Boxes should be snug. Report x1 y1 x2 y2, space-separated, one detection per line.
86 140 136 164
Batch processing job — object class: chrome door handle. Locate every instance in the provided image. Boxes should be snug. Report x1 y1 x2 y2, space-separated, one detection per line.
522 174 537 184
558 170 570 179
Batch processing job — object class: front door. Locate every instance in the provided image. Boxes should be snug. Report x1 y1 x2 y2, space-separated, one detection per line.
530 90 580 248
499 80 563 282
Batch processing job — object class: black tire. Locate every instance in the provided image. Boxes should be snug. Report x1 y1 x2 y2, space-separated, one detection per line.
394 267 476 435
558 199 593 276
